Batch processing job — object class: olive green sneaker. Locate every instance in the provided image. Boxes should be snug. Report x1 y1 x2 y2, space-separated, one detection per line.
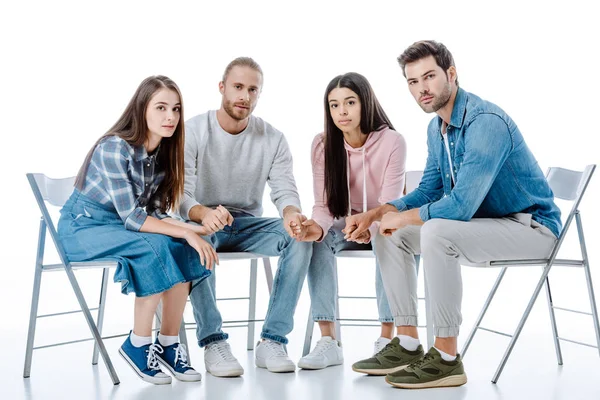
385 347 467 389
352 337 424 375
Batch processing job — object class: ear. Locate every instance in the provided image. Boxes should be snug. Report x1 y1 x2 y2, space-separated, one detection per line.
447 66 458 85
218 81 225 95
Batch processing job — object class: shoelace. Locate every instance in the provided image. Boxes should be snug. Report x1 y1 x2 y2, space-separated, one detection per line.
262 340 288 357
374 340 391 355
147 343 165 371
374 341 396 356
407 352 434 369
211 341 237 362
174 344 190 368
311 339 335 356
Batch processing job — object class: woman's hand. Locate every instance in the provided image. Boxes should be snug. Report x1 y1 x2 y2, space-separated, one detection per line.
184 231 219 270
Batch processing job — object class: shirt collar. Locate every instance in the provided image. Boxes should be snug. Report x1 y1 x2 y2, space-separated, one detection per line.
436 87 467 139
134 143 160 162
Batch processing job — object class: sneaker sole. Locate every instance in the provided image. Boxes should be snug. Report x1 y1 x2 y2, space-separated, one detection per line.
352 364 408 376
206 367 245 378
156 357 202 382
385 373 468 389
118 348 172 385
255 358 296 373
298 359 343 370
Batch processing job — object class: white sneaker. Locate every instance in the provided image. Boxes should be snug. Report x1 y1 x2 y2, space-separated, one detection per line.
298 336 343 370
373 337 392 356
255 339 296 372
204 340 244 377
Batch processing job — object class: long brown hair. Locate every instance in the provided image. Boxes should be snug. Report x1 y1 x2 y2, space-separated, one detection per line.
74 75 185 213
323 72 394 219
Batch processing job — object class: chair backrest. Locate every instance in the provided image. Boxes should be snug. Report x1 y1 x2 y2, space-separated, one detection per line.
405 170 424 194
545 165 595 261
28 174 76 207
27 173 76 266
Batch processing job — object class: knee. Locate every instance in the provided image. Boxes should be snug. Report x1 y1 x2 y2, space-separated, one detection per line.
421 219 455 251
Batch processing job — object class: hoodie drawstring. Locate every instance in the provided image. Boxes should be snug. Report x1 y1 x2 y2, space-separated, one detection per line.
347 148 368 216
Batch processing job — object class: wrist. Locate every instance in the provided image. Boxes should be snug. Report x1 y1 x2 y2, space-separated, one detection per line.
375 204 397 220
191 205 211 223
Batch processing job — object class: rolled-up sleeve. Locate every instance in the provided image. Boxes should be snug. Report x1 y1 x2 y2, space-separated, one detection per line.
92 140 148 231
388 133 444 212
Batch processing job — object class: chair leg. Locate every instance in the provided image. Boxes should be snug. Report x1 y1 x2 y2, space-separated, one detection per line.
544 276 563 365
576 213 600 355
64 265 120 385
302 305 315 357
179 314 191 364
423 274 434 350
462 267 507 357
334 258 342 342
262 258 274 294
92 268 110 365
23 220 46 378
247 259 258 350
416 255 434 349
492 264 554 384
155 300 163 338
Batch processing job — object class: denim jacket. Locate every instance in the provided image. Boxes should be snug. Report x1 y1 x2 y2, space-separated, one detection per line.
389 88 562 238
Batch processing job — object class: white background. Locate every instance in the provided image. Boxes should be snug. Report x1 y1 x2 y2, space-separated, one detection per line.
1 0 599 398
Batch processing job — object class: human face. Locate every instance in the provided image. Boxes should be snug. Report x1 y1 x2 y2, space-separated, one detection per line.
145 88 181 149
219 66 262 121
328 87 362 134
405 55 455 114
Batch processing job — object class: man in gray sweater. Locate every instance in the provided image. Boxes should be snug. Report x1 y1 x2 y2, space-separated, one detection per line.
180 57 312 376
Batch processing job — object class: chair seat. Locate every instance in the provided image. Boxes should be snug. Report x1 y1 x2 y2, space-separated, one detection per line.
218 252 269 261
336 250 374 258
43 261 119 271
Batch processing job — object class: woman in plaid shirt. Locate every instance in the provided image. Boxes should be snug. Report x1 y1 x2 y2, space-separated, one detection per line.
58 76 221 385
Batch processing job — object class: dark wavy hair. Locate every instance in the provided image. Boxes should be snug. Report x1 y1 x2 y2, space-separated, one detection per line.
323 72 394 219
75 75 185 213
397 40 459 86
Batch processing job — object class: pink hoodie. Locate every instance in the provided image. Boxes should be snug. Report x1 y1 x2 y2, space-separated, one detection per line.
311 126 407 241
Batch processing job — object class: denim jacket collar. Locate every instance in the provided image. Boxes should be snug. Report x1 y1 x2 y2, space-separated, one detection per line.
435 87 468 139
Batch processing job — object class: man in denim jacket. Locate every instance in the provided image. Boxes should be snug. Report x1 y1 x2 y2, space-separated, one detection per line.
345 40 561 389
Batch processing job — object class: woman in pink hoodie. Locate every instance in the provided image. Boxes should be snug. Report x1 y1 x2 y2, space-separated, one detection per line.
297 73 407 370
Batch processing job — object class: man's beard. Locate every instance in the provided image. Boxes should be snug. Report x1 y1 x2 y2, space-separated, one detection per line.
420 82 452 113
223 99 253 121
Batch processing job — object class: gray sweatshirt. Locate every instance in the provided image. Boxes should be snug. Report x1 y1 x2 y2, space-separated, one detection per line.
179 110 301 219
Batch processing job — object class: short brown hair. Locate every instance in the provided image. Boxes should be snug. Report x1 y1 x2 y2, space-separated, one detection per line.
397 40 458 86
222 57 263 83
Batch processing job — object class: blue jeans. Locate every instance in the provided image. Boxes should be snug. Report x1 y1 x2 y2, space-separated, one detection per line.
189 213 312 346
307 219 393 323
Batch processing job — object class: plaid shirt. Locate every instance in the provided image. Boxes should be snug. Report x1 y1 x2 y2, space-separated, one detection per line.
81 136 168 231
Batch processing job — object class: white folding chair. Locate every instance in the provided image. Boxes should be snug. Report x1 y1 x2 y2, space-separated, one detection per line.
461 165 600 383
24 173 121 385
302 170 432 356
24 173 274 384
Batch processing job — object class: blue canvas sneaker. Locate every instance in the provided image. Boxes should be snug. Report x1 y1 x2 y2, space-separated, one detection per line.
155 339 202 382
118 334 172 385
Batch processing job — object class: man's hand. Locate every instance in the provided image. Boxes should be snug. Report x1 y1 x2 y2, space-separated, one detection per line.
283 206 306 239
380 208 424 236
352 229 371 244
343 210 375 241
200 205 233 233
299 219 324 242
343 204 399 241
